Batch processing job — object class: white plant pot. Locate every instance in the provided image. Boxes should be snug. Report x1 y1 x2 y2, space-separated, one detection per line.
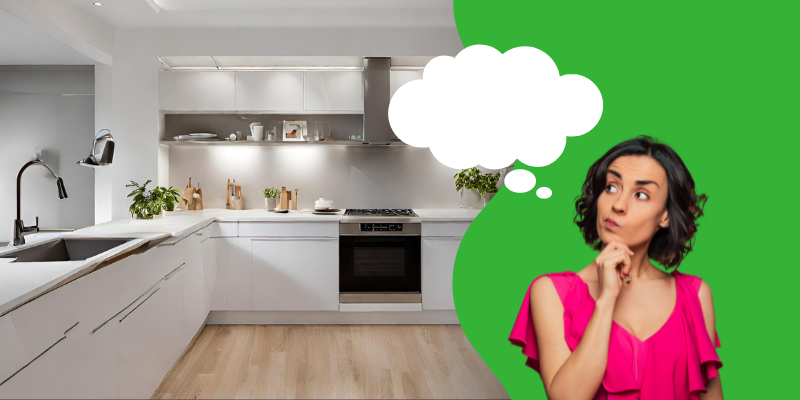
459 189 484 209
265 197 277 210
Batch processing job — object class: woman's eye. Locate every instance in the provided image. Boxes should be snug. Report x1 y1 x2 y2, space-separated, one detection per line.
636 192 650 200
606 184 618 193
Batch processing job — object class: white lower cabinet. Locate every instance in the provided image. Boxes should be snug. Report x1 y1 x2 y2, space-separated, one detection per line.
0 264 119 399
118 284 169 399
211 238 229 311
252 237 339 311
183 233 205 345
201 237 218 316
422 236 463 311
162 265 185 365
226 237 253 310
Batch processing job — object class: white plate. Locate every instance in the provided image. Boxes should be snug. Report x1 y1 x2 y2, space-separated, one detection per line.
188 133 217 138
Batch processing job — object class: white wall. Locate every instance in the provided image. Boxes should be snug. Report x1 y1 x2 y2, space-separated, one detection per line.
169 145 477 210
0 66 95 242
107 27 464 219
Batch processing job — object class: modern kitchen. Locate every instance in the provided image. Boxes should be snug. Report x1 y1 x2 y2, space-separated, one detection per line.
0 1 509 399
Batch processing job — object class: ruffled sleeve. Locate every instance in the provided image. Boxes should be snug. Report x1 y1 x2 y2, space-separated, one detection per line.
675 271 723 395
508 272 576 374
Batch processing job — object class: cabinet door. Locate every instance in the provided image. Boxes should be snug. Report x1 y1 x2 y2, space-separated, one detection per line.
211 238 229 311
118 285 168 399
201 237 218 316
304 71 364 112
422 237 462 311
162 265 185 365
390 70 424 100
226 238 253 310
159 71 235 111
183 234 205 345
0 323 85 399
235 71 304 111
252 238 339 311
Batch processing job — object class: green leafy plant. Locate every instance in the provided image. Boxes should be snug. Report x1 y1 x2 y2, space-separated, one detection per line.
126 180 181 220
454 167 501 197
263 187 280 198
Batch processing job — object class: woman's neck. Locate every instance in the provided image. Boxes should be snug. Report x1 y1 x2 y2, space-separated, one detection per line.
627 243 658 282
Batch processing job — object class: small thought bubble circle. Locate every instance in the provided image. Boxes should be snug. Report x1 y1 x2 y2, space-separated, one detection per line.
536 187 553 199
505 169 536 193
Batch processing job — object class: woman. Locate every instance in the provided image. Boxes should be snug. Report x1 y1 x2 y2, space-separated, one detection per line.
509 136 722 400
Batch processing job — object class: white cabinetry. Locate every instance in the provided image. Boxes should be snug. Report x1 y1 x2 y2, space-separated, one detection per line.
235 71 304 111
390 70 423 100
422 222 469 311
159 71 236 111
201 236 218 316
0 266 119 399
211 238 229 311
162 264 185 365
225 237 253 310
183 233 205 345
251 237 339 311
118 284 168 399
304 71 364 112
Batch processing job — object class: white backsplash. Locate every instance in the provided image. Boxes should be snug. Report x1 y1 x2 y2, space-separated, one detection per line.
168 145 496 210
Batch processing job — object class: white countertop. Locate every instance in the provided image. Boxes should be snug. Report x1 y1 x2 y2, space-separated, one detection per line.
0 208 480 316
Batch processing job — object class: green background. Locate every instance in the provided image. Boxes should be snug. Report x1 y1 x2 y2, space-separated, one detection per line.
451 0 797 398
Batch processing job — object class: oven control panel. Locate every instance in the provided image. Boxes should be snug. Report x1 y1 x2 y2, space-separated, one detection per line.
360 223 403 232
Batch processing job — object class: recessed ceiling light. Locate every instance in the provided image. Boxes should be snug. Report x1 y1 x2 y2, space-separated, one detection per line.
92 2 102 6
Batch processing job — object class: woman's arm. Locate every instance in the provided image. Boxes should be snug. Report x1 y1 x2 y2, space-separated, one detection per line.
530 277 616 400
698 281 723 400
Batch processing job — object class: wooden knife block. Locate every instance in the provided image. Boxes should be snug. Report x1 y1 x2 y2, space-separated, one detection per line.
226 181 244 210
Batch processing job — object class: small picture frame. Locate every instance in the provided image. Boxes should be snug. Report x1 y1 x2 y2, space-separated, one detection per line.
282 120 307 141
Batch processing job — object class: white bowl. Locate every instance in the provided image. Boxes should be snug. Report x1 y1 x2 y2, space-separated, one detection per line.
314 198 334 210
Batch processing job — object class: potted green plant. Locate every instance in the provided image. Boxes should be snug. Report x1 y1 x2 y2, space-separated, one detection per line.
263 186 280 210
126 180 181 220
454 167 501 208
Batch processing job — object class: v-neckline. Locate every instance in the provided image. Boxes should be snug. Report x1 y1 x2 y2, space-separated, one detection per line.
574 270 680 344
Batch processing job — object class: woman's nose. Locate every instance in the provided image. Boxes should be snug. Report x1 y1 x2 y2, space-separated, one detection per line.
612 196 627 214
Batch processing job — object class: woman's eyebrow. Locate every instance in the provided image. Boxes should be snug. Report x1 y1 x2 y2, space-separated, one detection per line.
606 170 660 188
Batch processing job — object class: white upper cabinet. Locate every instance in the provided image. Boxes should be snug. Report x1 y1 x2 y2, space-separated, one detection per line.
390 70 423 100
159 71 236 111
304 71 364 112
235 71 304 111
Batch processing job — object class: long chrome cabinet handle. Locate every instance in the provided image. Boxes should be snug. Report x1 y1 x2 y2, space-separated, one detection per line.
164 263 186 280
0 321 79 387
119 287 160 323
92 277 165 334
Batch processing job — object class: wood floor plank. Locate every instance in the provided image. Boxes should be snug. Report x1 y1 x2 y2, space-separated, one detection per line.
153 324 509 399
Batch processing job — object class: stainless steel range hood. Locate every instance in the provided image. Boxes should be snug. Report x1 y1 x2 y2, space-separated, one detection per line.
362 57 393 144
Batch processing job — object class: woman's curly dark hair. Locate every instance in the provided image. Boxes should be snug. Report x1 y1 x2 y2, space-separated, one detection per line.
574 135 708 269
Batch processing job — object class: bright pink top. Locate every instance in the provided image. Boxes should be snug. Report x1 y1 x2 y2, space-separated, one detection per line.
509 270 722 400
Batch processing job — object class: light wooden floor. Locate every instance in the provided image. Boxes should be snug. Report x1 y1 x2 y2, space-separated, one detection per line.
152 324 509 399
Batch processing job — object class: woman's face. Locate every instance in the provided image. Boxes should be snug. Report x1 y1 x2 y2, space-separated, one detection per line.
596 155 670 249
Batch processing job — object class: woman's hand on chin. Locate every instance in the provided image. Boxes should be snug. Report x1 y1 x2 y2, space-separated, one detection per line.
594 241 634 301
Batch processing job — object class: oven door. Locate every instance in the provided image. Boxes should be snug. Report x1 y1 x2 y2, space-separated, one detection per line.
339 235 421 293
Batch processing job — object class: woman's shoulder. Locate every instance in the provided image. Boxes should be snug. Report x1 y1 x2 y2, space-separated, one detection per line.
673 269 706 293
529 270 580 305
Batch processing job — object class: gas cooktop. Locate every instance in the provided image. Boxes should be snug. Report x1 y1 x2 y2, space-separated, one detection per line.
343 209 418 217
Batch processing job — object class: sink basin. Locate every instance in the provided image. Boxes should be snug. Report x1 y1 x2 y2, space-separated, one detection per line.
0 238 133 263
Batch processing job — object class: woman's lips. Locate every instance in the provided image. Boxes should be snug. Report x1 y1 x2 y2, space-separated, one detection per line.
606 218 619 228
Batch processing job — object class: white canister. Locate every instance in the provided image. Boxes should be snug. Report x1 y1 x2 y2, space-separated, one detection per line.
253 125 265 141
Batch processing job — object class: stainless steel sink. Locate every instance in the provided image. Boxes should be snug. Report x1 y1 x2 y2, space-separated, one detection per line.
0 238 133 263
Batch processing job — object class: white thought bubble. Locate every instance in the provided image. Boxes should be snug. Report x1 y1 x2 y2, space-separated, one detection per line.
505 169 536 193
388 45 603 171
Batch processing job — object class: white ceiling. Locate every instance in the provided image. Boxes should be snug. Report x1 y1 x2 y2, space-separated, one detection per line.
0 10 96 65
69 0 455 29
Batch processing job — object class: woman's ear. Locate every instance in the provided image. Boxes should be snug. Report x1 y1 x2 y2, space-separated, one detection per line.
659 209 669 228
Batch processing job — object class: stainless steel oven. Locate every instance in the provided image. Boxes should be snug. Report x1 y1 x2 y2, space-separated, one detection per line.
339 210 421 303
